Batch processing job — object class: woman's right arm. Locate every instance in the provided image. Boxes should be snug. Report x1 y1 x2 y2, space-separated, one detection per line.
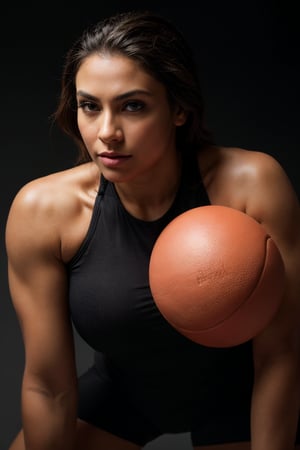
6 181 78 450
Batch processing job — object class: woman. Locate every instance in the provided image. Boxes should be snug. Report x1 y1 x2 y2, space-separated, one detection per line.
6 9 300 450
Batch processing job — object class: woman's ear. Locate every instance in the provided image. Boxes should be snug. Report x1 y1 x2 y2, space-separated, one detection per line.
173 107 187 126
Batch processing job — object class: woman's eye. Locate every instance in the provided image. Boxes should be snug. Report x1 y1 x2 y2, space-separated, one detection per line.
78 101 99 113
124 101 145 112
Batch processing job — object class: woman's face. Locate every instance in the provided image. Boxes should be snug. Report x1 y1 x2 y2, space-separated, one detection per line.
75 53 185 183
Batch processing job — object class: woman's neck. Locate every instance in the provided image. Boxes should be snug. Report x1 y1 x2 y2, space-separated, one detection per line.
114 153 182 221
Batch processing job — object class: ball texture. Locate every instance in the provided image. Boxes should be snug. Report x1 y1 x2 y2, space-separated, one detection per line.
149 205 285 347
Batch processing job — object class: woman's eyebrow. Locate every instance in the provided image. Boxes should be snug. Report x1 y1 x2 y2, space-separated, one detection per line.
76 89 153 102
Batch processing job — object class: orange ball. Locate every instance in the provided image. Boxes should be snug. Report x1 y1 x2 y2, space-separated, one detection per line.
149 205 285 347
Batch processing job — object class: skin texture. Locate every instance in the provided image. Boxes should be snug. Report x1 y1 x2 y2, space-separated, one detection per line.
6 53 300 450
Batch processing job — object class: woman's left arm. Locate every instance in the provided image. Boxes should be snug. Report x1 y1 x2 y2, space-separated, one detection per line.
247 152 300 450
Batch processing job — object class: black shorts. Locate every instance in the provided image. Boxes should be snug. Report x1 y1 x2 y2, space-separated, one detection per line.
77 364 300 447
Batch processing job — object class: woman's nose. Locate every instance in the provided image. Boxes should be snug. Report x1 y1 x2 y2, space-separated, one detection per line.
97 112 123 143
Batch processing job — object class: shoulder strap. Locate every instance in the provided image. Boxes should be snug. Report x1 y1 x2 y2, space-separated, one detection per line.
98 173 108 197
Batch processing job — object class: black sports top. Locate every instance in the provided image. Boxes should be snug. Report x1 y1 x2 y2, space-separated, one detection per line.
68 161 254 432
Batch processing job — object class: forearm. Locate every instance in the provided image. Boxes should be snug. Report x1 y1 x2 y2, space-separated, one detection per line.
251 351 300 450
21 385 78 450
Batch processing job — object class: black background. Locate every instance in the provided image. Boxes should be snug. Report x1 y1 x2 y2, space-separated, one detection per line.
1 1 299 449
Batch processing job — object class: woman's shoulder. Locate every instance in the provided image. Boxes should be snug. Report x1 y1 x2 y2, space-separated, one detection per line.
216 146 292 194
6 162 100 260
9 162 99 216
200 145 296 211
201 145 288 187
205 145 283 173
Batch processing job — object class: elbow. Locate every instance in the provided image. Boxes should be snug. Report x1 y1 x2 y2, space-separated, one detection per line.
22 369 78 404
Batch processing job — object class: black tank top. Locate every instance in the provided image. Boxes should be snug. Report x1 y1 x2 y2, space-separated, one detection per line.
68 161 254 430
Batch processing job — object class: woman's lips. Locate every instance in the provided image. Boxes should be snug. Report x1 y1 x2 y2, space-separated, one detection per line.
98 152 132 167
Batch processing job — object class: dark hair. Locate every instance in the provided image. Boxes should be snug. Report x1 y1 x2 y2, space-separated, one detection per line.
53 10 213 164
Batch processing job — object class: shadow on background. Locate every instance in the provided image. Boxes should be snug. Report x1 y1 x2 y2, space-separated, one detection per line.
1 1 299 449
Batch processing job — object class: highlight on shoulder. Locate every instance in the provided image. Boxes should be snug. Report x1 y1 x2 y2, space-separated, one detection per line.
5 162 100 262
